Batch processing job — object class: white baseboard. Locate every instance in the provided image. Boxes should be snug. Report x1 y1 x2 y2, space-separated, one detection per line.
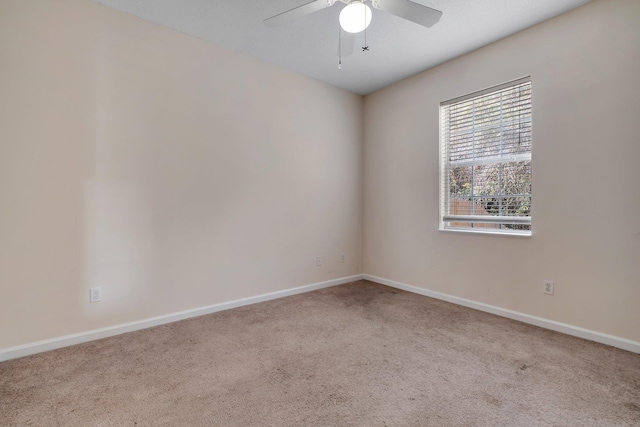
0 274 365 362
4 273 636 362
364 274 640 354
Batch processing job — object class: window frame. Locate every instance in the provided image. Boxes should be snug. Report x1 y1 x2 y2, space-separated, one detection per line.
439 77 533 236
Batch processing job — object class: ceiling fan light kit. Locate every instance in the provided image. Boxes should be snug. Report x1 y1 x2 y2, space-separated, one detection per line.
339 1 372 34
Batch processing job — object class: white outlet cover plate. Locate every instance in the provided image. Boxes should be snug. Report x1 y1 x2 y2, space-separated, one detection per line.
90 287 103 303
543 280 554 295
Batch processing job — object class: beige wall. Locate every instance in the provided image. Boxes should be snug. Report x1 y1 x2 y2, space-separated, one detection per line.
0 0 363 349
363 0 640 341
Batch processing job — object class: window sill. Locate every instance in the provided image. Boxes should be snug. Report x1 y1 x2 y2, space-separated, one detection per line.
439 228 532 237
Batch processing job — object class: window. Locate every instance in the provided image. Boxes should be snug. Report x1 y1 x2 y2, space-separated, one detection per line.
439 77 532 235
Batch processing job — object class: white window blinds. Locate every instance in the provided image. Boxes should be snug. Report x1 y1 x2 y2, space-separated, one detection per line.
440 77 532 235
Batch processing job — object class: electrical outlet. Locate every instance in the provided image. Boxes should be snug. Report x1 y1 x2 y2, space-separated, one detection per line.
90 287 103 303
543 280 554 295
340 253 345 263
316 256 322 267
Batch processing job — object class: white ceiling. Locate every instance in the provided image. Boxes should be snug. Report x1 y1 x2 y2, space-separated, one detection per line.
94 0 593 95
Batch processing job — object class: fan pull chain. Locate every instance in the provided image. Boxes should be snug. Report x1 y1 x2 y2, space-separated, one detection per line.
338 25 342 69
362 3 369 52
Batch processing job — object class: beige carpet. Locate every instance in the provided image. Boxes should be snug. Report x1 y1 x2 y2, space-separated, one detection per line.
1 280 639 426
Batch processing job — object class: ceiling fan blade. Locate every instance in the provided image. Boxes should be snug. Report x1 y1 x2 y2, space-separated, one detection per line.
372 0 442 28
338 30 356 58
264 0 336 27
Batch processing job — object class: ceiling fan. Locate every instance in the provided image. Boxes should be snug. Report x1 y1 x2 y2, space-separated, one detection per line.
264 0 443 32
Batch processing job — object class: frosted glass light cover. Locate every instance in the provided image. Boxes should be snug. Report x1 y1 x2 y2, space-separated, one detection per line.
339 2 372 34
